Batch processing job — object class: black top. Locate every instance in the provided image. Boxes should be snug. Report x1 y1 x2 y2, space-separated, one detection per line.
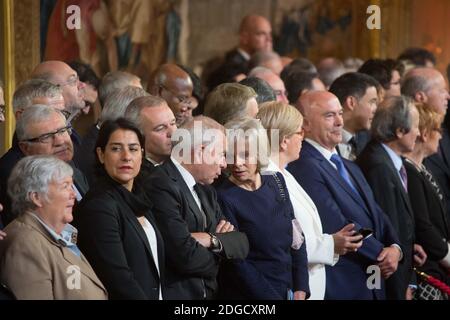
74 174 165 300
405 159 450 284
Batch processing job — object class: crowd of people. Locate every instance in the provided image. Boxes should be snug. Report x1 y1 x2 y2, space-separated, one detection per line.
0 13 449 300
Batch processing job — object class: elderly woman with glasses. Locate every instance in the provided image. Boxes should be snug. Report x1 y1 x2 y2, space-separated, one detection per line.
74 118 165 300
257 101 362 300
0 155 107 299
215 117 309 300
403 103 450 297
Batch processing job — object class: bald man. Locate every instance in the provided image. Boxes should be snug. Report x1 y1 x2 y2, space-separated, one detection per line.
31 61 86 118
403 67 450 222
287 91 401 300
207 14 273 89
149 63 195 126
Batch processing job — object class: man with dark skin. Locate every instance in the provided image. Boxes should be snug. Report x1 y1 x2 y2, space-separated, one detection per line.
149 63 195 127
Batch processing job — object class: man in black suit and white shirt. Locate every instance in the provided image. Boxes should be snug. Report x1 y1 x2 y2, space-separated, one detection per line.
144 116 249 300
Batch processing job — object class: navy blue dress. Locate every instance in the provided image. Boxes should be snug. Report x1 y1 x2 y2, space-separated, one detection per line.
216 173 309 300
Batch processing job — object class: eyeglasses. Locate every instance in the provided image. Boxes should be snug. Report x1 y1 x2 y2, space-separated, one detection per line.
59 75 79 87
23 125 72 144
0 105 5 115
160 85 193 105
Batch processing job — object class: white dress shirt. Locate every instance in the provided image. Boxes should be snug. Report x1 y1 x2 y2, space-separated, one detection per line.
264 159 339 300
141 217 163 300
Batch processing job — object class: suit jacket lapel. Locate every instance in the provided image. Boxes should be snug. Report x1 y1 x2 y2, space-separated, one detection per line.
377 145 415 220
163 160 207 231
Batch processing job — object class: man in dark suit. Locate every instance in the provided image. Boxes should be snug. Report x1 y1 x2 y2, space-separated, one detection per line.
206 14 273 90
401 67 450 221
288 91 402 300
0 106 88 226
144 116 249 300
357 96 427 299
329 72 380 161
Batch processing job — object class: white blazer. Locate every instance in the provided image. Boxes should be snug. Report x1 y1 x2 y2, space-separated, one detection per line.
264 159 339 300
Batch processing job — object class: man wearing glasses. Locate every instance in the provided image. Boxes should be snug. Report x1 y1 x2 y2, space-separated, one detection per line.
0 106 88 226
149 64 196 127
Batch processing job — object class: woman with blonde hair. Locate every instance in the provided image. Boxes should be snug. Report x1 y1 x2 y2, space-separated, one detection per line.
404 103 450 299
215 117 309 300
257 101 362 300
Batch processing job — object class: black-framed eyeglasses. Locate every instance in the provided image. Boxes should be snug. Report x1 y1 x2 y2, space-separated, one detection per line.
23 125 72 144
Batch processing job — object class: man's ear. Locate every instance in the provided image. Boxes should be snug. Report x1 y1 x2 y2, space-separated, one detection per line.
419 130 428 143
344 96 357 111
96 147 105 164
18 142 29 155
414 91 427 103
395 127 405 139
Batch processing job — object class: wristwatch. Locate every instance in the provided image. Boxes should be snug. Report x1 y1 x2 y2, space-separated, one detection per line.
209 233 220 251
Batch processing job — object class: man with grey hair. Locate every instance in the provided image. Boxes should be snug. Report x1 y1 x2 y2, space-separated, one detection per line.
0 106 88 226
248 66 289 103
317 57 346 90
98 71 142 107
248 51 283 75
125 95 176 178
402 67 450 222
78 86 149 185
357 96 427 300
143 116 249 299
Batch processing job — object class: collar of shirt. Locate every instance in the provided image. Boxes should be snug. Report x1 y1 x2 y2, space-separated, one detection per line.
29 212 78 247
237 48 251 61
146 156 162 167
381 143 403 172
305 138 338 168
172 157 197 191
341 129 354 144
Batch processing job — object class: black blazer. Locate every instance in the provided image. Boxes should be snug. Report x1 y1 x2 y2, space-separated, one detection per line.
143 159 249 300
357 141 415 300
77 124 99 186
74 175 165 300
424 128 450 222
405 160 450 283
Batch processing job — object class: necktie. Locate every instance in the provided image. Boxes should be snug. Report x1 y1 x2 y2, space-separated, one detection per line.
330 153 358 194
193 184 208 230
348 136 357 161
399 165 408 192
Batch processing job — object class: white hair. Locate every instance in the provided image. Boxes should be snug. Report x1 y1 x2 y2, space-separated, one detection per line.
8 155 73 215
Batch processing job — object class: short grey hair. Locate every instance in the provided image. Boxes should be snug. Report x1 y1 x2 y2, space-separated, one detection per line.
8 155 73 215
225 117 270 171
248 51 281 70
99 86 149 124
401 71 432 98
371 95 416 143
99 71 141 106
124 95 167 132
248 66 273 78
12 79 62 113
16 105 65 141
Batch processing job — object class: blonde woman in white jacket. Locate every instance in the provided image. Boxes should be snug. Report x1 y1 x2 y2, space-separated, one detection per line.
258 102 362 299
